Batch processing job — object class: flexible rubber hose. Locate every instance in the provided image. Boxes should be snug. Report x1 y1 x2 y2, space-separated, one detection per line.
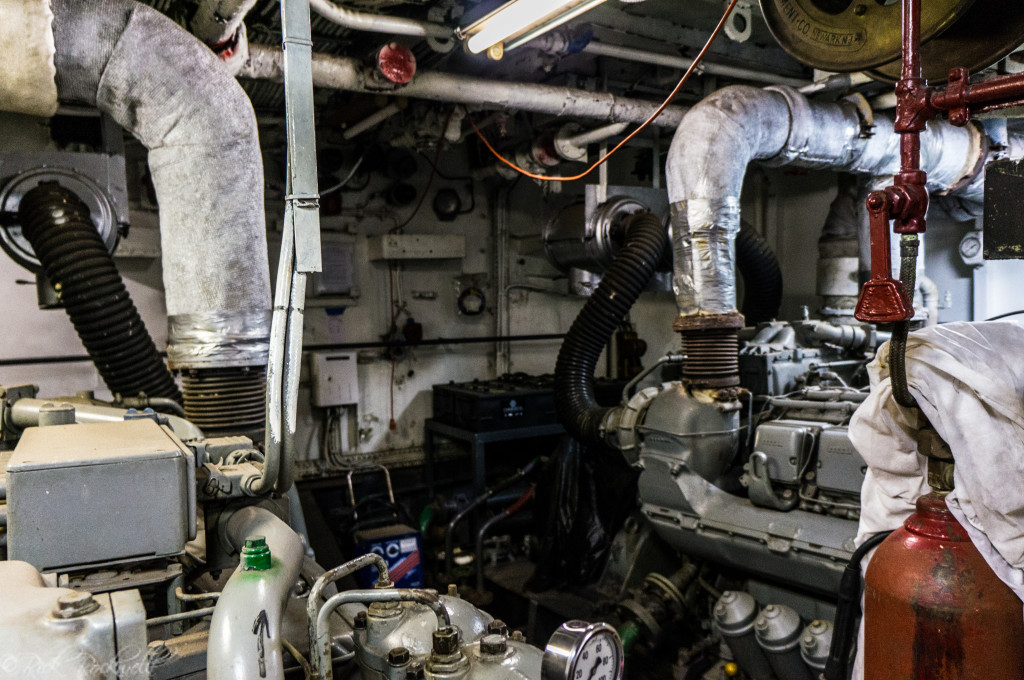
823 529 894 680
735 225 783 325
555 212 668 447
18 182 181 401
889 235 918 408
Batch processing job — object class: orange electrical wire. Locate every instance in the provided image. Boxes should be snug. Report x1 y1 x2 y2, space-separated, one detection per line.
468 0 740 182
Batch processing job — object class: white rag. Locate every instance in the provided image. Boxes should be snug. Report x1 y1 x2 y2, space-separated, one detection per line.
849 320 1024 678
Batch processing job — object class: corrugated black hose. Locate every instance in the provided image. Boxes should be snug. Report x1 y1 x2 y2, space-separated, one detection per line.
18 182 181 402
736 225 783 325
555 211 668 447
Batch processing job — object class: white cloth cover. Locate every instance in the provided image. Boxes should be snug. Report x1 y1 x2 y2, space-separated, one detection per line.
849 320 1024 678
0 0 58 117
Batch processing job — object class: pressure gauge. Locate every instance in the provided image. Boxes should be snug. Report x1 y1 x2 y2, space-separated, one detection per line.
542 621 624 680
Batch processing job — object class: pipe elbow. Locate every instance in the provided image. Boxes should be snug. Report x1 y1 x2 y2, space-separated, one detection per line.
666 85 791 203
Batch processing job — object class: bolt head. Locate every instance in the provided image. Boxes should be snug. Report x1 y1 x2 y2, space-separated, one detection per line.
432 626 460 655
241 535 272 571
354 610 368 630
486 619 508 636
405 661 425 680
54 591 99 619
480 634 507 655
388 647 411 666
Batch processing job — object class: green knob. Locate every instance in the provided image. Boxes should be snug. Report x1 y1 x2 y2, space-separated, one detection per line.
241 536 272 571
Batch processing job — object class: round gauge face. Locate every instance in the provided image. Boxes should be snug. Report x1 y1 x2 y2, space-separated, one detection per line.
543 621 624 680
570 632 620 680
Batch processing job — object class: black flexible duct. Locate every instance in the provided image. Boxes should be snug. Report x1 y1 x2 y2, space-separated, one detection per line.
890 235 919 408
736 225 783 325
555 212 669 447
18 182 181 402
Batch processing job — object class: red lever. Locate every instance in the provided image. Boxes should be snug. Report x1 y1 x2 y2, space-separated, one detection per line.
855 191 914 324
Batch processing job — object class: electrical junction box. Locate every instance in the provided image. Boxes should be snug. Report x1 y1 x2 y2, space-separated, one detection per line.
367 234 465 261
310 351 359 407
353 524 424 589
4 419 195 571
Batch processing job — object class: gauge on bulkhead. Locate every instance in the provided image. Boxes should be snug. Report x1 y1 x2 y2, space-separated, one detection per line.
542 621 624 680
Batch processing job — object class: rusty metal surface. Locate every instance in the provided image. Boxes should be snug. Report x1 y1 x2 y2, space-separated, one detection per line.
864 493 1024 679
759 0 975 73
983 159 1024 261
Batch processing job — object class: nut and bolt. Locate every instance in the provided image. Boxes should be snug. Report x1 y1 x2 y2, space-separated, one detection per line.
480 634 507 655
405 661 425 680
510 630 525 642
432 626 460 655
241 536 272 571
54 591 100 619
354 610 368 630
486 619 508 636
447 584 459 598
388 647 411 666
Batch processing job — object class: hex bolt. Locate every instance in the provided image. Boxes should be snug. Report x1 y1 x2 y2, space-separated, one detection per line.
354 610 368 630
432 626 460 655
405 661 425 680
480 634 507 655
510 630 525 642
447 584 459 598
388 647 411 666
54 591 100 619
486 619 508 636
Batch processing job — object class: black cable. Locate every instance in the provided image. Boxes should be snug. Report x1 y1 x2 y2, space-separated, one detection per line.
889 235 918 409
986 309 1024 321
823 529 895 680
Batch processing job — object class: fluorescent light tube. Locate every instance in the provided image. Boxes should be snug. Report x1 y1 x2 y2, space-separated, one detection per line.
464 0 604 54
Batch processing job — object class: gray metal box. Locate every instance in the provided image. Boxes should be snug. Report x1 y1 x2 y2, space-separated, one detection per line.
816 426 867 497
753 421 816 484
5 419 194 571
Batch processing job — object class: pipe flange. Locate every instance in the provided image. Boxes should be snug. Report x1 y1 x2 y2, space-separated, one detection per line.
0 167 120 273
762 86 812 167
643 572 686 613
673 312 745 333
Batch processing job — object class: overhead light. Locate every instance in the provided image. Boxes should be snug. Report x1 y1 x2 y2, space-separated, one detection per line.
460 0 609 56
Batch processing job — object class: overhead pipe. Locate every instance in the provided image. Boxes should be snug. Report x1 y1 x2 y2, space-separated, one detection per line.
51 0 272 432
308 0 453 41
665 84 1024 324
582 42 808 88
240 44 689 127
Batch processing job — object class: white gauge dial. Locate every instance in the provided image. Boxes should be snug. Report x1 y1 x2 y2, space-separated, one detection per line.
543 621 625 680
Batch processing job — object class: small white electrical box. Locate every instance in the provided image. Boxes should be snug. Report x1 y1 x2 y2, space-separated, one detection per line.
367 234 465 261
310 351 359 407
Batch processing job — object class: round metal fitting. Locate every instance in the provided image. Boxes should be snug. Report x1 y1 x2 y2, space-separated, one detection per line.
432 626 460 656
480 634 507 656
759 0 973 73
354 610 368 630
376 42 417 85
0 166 120 273
713 591 759 637
388 647 411 666
754 604 803 653
54 591 100 619
486 619 508 636
241 535 272 571
800 619 834 671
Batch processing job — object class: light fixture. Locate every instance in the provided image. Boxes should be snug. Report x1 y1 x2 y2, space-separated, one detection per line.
459 0 609 56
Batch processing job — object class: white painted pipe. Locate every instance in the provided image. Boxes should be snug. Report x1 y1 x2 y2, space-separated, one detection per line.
343 102 403 139
308 0 452 39
582 41 809 88
241 44 689 127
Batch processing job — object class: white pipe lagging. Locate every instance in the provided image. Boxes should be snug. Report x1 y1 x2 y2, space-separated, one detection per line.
191 0 257 46
666 84 1023 320
240 44 688 127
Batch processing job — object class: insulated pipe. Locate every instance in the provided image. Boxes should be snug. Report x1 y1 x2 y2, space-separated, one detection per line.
308 0 452 40
50 0 271 380
343 102 403 139
240 45 689 127
191 0 257 47
582 42 808 88
208 507 305 680
315 589 451 680
665 85 1020 320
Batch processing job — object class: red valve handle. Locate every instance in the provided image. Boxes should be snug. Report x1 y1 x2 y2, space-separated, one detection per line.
855 191 914 324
